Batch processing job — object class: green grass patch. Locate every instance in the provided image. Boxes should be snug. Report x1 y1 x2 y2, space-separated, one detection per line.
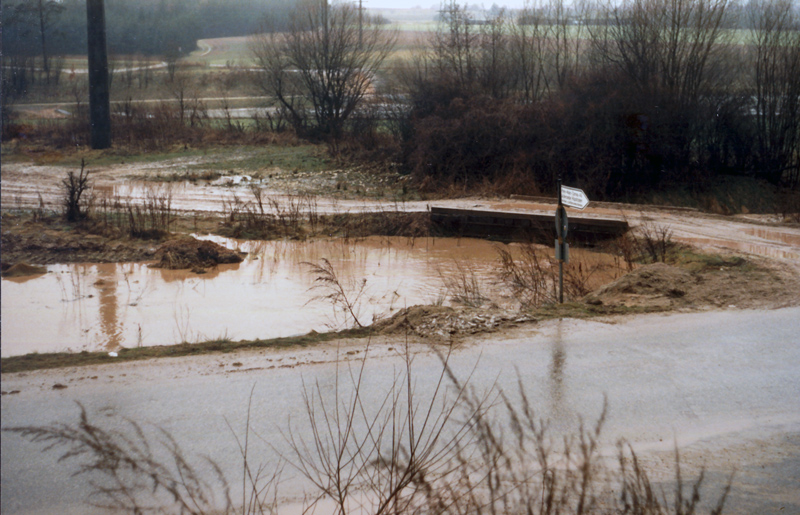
8 144 331 173
668 245 753 273
533 301 665 320
53 147 217 168
185 144 331 173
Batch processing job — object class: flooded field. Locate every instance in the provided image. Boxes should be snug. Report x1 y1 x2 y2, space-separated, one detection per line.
1 235 623 357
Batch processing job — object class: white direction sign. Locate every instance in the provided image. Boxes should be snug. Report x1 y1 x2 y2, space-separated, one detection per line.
560 185 590 210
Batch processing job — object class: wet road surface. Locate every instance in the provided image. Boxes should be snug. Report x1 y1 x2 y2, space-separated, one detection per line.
3 307 799 514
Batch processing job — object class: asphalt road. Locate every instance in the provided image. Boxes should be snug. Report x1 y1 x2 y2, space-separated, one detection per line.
3 307 800 514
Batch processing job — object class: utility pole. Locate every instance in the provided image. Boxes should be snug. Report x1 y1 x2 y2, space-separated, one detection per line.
86 0 111 149
358 0 363 48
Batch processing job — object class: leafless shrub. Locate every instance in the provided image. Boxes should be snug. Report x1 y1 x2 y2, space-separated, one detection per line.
612 233 639 272
222 187 321 240
223 192 247 225
33 192 48 222
637 223 675 263
268 194 305 237
282 338 491 515
617 442 731 515
62 159 92 222
94 186 173 239
497 243 558 307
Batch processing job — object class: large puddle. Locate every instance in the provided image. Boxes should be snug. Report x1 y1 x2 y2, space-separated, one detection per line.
1 236 623 357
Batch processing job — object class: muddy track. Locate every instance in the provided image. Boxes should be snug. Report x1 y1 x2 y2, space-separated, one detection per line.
3 159 799 262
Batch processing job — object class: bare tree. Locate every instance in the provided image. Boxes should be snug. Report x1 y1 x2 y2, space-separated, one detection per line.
547 0 588 92
431 0 480 92
593 0 731 107
749 0 800 187
8 0 65 84
510 2 550 102
250 1 395 141
476 8 517 99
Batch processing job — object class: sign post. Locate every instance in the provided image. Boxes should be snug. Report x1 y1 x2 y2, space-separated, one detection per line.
554 181 588 303
555 178 568 303
560 185 590 210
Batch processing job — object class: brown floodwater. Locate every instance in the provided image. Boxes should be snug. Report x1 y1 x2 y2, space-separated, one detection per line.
1 236 624 357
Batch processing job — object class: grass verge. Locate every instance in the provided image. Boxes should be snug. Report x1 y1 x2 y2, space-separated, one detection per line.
1 327 372 374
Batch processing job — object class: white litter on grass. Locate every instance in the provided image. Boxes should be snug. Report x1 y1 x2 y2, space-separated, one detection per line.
212 175 251 186
109 352 118 357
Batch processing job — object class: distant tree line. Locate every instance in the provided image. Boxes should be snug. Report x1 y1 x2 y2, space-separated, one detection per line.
1 0 296 59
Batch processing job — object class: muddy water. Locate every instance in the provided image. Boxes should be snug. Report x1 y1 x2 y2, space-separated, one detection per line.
0 237 488 356
1 236 623 357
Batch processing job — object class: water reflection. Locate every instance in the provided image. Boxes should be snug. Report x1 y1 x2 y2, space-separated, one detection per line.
548 320 567 424
96 270 121 349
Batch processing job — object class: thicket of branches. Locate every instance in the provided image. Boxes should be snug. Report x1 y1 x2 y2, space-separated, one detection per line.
398 0 800 197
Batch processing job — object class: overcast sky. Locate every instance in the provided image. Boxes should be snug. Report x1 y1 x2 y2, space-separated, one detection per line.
366 1 528 9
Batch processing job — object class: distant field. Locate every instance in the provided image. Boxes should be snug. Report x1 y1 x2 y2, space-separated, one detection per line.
369 7 438 24
43 5 756 72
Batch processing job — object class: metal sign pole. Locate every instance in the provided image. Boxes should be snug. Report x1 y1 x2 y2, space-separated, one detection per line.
557 177 563 304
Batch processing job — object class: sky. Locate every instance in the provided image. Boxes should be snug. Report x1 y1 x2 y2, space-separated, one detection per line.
363 1 529 9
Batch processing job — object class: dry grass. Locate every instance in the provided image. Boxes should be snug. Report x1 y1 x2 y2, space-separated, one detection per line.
220 187 319 240
94 185 175 239
304 258 369 329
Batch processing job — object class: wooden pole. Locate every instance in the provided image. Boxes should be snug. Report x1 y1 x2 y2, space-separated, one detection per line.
87 0 111 149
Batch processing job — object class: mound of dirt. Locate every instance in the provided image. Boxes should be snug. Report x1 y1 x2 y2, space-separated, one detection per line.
374 305 535 339
584 263 695 309
0 214 159 264
583 260 800 310
1 262 48 277
150 237 244 271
